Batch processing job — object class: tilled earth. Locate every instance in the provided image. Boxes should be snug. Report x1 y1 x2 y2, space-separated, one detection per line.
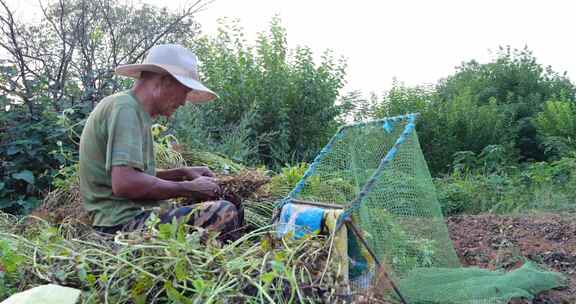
447 213 576 304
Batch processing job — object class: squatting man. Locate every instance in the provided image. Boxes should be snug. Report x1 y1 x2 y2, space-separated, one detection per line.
79 44 241 240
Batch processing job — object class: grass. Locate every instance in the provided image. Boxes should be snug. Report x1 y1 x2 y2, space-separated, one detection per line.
0 212 350 303
435 171 576 216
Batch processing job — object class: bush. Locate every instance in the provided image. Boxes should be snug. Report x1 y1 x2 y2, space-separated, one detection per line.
171 104 259 165
0 107 78 213
368 47 576 175
535 99 576 159
266 163 308 198
0 240 24 299
435 155 576 215
184 17 348 168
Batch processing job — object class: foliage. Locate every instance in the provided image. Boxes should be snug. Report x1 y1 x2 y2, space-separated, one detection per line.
266 163 309 198
373 81 433 119
151 124 187 169
0 213 347 303
435 46 575 163
180 150 245 176
451 144 513 175
0 106 76 213
368 46 576 175
171 104 258 165
370 83 515 174
1 0 576 221
0 239 24 299
336 91 375 123
0 0 206 116
436 154 576 215
534 99 576 159
181 17 348 168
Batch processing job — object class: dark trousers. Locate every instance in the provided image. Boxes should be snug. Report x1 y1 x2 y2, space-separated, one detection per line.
94 200 242 241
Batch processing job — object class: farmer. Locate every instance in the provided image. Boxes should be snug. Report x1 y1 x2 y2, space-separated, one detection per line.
79 44 241 240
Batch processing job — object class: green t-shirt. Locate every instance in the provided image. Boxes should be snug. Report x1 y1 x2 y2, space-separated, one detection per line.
79 90 156 227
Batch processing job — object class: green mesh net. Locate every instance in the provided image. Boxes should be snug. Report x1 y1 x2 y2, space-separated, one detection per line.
275 114 565 303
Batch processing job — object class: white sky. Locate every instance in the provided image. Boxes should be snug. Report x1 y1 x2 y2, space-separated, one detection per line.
7 0 576 95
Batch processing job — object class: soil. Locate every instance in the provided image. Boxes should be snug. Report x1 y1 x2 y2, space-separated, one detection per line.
447 213 576 304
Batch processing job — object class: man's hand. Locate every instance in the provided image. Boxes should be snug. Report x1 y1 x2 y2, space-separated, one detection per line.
112 166 220 202
183 166 215 180
181 176 220 201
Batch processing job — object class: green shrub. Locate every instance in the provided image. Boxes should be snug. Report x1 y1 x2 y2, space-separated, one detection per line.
267 163 308 197
188 17 347 168
0 108 79 213
0 240 24 299
171 105 259 165
535 99 576 159
436 155 576 215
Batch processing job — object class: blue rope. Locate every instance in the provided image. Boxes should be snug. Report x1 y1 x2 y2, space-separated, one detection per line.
383 120 394 133
337 113 419 226
274 113 419 225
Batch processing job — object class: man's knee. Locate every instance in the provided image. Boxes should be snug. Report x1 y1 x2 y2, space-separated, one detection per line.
159 206 194 224
158 200 243 241
195 200 241 229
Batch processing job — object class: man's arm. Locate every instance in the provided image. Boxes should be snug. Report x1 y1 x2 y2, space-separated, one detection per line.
156 166 215 181
156 168 188 181
112 166 219 201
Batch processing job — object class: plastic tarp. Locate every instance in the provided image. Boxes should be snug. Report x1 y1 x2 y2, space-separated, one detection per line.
1 284 81 304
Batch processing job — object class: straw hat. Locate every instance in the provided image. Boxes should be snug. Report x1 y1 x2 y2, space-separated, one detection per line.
115 44 217 103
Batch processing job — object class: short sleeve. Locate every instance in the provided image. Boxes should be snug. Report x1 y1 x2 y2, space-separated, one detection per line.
105 105 145 172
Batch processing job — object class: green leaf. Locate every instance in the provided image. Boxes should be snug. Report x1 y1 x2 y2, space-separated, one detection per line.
164 281 192 304
99 273 109 283
54 270 67 282
17 197 39 211
133 294 147 304
86 274 97 287
192 278 205 293
0 182 4 191
260 236 272 252
174 260 188 282
157 223 172 240
226 259 246 271
131 274 153 300
77 265 88 282
274 251 286 262
270 260 285 274
0 240 23 273
261 271 276 284
12 170 35 184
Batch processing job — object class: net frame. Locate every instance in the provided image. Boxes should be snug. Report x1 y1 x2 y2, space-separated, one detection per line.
273 113 566 303
275 113 419 223
273 114 424 300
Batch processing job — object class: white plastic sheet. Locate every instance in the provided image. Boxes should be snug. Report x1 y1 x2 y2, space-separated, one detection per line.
1 284 81 304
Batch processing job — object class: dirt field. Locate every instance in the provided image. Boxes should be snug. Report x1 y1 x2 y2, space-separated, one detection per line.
447 213 576 304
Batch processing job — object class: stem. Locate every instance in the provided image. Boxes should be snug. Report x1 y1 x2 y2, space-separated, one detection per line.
242 273 276 304
82 248 161 280
258 251 271 304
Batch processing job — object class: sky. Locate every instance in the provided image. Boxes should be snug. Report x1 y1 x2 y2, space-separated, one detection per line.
6 0 576 95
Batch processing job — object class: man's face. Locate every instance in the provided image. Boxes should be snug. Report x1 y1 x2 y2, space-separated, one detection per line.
155 76 191 117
